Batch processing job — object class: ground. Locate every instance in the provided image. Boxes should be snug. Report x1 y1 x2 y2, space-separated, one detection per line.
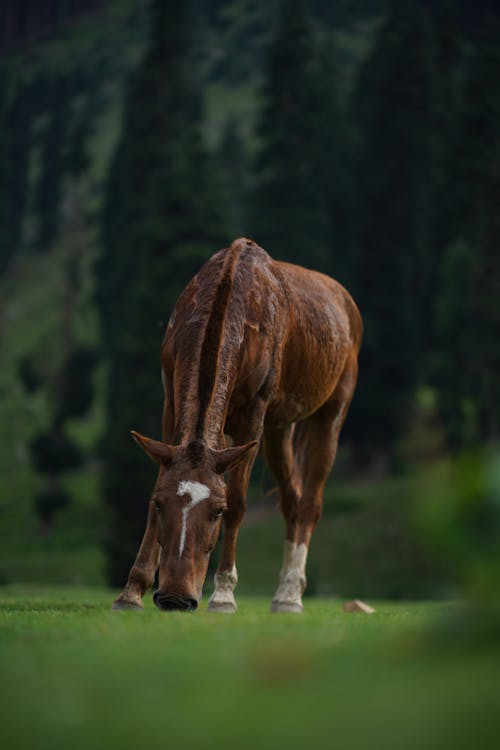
0 586 498 750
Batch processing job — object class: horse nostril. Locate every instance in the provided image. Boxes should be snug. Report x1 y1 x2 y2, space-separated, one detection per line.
153 590 198 612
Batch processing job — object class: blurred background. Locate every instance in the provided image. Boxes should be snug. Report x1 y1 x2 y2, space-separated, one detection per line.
0 0 499 603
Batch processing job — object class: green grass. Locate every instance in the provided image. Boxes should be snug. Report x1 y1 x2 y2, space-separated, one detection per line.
1 586 498 750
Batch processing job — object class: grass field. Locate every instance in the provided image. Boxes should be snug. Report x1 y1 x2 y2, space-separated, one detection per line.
1 586 498 750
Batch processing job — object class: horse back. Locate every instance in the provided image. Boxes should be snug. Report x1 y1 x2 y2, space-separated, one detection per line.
162 239 361 435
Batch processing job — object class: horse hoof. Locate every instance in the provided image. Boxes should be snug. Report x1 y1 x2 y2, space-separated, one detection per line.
207 600 237 614
270 601 303 614
112 598 144 611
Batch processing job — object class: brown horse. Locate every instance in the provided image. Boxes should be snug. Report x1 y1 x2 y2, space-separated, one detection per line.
113 238 362 613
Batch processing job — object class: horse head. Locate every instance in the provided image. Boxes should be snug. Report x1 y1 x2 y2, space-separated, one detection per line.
130 431 257 611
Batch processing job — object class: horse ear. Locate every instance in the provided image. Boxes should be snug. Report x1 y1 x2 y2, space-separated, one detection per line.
213 440 259 474
130 431 177 465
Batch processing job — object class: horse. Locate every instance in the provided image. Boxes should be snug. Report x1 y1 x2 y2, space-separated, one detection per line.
112 238 362 613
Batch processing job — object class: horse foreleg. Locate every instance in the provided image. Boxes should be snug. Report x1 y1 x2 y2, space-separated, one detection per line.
207 457 253 613
112 500 160 610
208 400 267 613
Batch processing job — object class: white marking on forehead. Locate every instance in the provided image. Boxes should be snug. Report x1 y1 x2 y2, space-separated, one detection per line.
177 481 211 558
177 480 210 504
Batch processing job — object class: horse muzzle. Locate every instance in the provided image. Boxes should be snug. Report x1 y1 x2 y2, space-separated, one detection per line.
153 590 198 612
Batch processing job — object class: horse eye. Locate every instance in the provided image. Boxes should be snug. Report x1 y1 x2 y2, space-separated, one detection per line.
153 500 161 512
211 509 224 521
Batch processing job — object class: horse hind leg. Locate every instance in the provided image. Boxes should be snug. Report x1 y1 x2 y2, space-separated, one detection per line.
269 417 334 614
263 424 305 613
269 357 358 613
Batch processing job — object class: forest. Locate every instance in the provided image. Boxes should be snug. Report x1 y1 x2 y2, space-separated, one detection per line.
1 0 499 603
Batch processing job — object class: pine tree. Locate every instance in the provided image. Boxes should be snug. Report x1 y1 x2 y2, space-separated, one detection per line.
428 0 466 277
347 0 439 462
35 74 71 251
250 0 344 273
0 71 31 272
433 15 500 446
97 0 226 584
218 118 248 238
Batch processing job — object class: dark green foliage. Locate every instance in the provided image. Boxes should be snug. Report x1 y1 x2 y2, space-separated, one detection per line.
0 72 32 272
34 487 71 527
98 0 226 585
29 426 82 531
195 0 280 84
433 23 500 446
0 64 96 270
433 241 479 447
30 428 83 475
17 356 43 394
56 346 99 422
35 75 72 250
250 0 344 272
418 449 500 606
0 0 107 52
29 342 95 526
347 0 440 458
428 1 466 268
98 0 220 346
310 0 386 26
218 119 248 237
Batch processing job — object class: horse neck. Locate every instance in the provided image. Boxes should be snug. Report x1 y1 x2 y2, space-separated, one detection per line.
172 352 237 450
170 241 250 450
